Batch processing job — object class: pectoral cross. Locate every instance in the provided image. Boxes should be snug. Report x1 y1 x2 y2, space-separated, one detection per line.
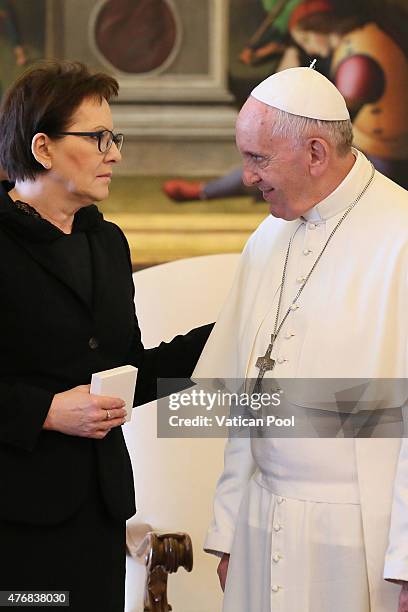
253 334 276 393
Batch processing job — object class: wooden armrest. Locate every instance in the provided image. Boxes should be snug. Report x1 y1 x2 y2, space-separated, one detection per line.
136 532 193 611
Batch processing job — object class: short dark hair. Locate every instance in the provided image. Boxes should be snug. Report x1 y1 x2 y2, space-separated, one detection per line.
0 60 119 181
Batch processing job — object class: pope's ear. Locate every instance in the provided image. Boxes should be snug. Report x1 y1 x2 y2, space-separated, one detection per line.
31 133 53 170
308 137 329 177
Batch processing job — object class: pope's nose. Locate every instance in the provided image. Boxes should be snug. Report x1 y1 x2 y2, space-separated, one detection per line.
242 167 261 187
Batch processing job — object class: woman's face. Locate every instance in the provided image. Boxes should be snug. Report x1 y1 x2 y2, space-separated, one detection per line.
48 96 121 205
291 27 332 57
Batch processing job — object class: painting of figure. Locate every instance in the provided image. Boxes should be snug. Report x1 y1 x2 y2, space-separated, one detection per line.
164 0 408 202
280 0 408 188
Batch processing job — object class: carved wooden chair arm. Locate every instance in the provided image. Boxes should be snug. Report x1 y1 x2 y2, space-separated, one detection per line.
129 529 193 612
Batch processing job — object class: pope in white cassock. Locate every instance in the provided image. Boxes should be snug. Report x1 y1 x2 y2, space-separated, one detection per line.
193 67 408 612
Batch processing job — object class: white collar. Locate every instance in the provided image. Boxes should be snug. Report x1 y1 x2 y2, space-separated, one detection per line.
302 148 374 222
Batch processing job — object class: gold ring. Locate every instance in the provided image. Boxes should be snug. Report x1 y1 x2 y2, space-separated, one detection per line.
106 410 111 420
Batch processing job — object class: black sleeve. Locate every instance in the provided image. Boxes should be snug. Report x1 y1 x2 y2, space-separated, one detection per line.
134 322 214 406
0 381 54 452
114 223 214 405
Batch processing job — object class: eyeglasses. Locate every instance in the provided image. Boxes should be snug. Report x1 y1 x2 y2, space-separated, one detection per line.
57 129 124 153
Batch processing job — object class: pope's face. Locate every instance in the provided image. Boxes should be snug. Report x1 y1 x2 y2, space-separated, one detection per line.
236 98 314 221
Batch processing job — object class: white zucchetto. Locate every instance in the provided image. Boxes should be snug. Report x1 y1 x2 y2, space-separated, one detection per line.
251 67 350 121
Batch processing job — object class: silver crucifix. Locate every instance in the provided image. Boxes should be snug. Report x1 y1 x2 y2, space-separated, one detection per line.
254 334 276 393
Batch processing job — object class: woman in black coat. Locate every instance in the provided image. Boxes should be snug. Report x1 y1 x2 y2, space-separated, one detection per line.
0 60 212 611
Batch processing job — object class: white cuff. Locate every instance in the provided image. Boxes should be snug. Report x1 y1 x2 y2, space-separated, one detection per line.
384 558 408 583
204 529 234 557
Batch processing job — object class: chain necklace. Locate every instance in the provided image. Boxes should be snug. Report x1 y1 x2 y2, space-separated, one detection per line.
254 162 376 391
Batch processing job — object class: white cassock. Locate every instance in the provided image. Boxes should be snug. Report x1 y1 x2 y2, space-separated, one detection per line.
193 150 408 612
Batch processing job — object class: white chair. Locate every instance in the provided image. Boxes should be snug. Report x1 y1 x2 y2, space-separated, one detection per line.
124 254 240 612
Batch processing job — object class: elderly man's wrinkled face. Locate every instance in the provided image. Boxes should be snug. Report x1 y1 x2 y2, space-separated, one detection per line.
49 97 121 205
236 98 313 221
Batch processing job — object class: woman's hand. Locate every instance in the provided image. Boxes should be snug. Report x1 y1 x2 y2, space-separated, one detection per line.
43 385 127 439
217 553 230 592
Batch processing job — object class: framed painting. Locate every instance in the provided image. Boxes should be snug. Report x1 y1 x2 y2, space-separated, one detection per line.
47 0 231 103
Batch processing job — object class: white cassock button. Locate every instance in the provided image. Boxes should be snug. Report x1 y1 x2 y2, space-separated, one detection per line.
290 303 299 311
296 276 306 284
273 554 282 563
277 496 285 504
303 248 312 255
271 585 280 593
308 223 316 230
277 357 286 364
284 332 295 339
273 523 282 532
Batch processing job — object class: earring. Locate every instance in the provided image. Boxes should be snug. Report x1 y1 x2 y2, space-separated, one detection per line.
43 162 51 170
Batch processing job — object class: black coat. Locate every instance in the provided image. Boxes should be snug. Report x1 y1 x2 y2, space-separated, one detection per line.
0 183 212 526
